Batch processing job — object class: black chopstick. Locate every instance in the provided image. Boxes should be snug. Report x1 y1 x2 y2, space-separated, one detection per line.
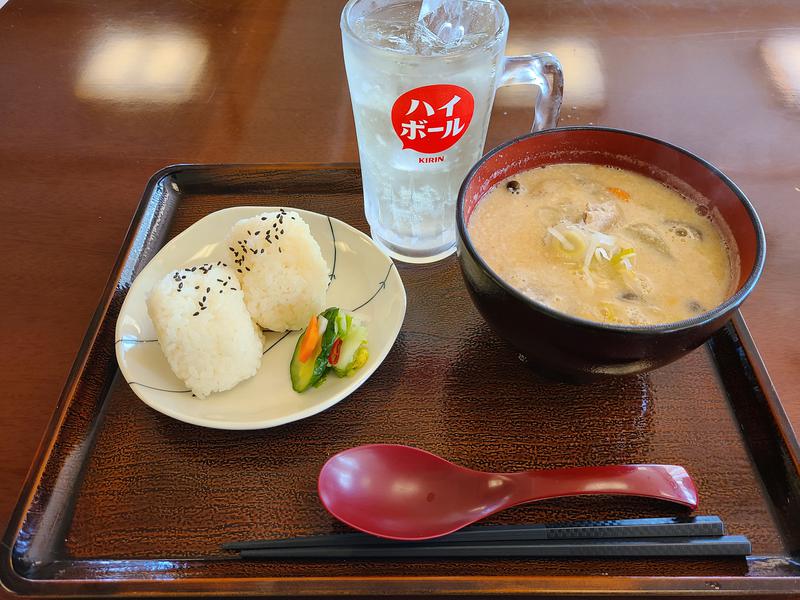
238 535 750 559
223 516 725 551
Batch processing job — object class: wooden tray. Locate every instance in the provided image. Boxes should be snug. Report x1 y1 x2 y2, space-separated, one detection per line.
3 164 800 597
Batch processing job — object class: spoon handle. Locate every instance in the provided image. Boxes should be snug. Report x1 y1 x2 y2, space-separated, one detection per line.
506 464 698 509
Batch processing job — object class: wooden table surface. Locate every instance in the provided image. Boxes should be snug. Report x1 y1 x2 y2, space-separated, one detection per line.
0 0 798 596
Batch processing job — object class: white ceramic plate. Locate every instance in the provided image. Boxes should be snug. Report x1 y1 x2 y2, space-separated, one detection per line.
115 207 406 430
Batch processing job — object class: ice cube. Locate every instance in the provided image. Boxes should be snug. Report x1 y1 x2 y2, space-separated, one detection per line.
417 0 466 46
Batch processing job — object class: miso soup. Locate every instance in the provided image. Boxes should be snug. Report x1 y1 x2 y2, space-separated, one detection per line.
468 163 737 326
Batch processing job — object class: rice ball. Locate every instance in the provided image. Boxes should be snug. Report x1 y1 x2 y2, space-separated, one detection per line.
146 264 264 399
226 210 328 331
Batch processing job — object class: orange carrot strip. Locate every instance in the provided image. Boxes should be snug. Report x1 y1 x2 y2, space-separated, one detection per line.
298 315 320 362
608 187 630 201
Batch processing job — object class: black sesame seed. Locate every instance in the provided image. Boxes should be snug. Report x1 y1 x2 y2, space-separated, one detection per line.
202 296 206 302
506 180 520 192
245 266 250 271
237 269 242 273
260 248 264 254
193 311 199 316
247 230 252 235
280 229 284 234
261 216 267 220
254 231 260 236
216 278 224 283
231 287 237 291
278 247 282 253
195 285 200 289
201 306 207 310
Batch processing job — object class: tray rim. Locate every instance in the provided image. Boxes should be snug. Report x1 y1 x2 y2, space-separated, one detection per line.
2 163 799 597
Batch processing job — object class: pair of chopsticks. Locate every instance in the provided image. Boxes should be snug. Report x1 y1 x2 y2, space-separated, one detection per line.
224 516 751 559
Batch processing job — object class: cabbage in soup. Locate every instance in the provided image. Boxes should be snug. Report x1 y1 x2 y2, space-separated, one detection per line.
468 163 736 326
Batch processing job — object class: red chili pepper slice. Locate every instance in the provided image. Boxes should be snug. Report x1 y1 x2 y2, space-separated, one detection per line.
328 338 343 365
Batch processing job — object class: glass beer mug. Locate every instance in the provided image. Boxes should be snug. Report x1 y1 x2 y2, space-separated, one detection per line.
341 0 563 263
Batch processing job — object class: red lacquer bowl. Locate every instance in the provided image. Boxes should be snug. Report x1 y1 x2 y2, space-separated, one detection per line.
456 127 766 381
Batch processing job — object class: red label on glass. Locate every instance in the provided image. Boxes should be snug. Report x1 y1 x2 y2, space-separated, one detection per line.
391 84 474 154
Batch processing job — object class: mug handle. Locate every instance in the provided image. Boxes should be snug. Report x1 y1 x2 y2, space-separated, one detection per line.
499 52 563 132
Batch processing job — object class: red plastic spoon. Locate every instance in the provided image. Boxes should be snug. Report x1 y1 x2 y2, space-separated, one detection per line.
318 444 698 541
